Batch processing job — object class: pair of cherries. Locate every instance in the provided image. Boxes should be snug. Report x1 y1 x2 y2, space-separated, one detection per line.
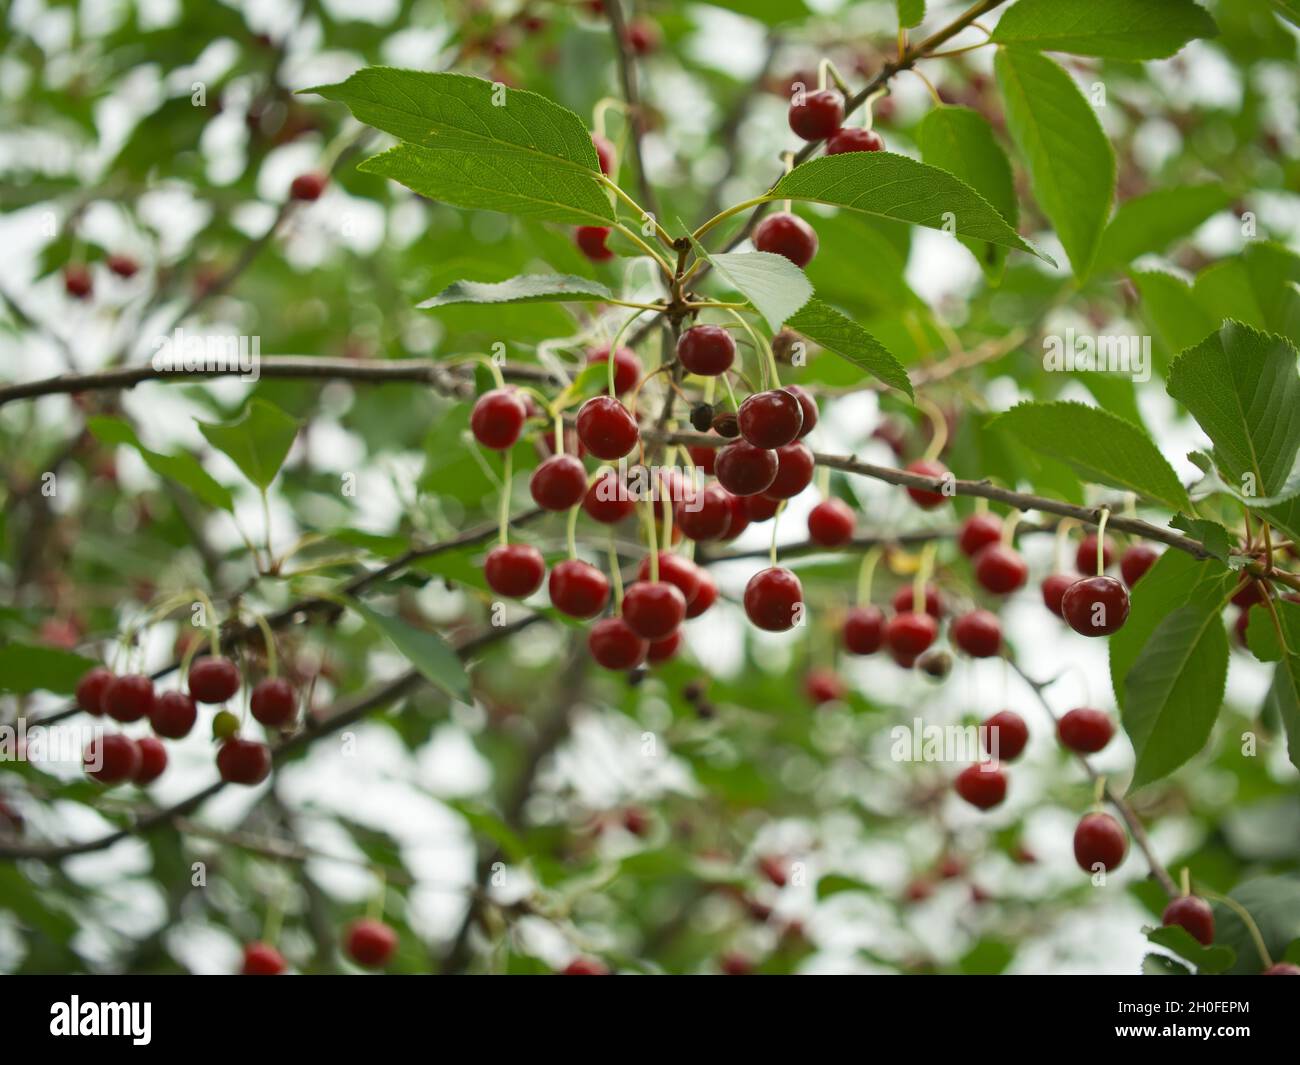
712 386 817 501
242 917 398 974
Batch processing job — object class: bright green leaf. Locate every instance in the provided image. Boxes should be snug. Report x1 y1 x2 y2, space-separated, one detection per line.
896 0 925 29
197 399 300 490
348 599 470 700
418 274 613 309
1095 185 1232 274
0 644 99 696
992 0 1218 59
787 299 912 398
694 246 813 331
89 415 234 512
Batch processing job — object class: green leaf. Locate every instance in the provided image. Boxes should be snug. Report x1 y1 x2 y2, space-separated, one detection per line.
1168 514 1231 563
197 399 299 490
1212 875 1300 974
786 299 912 398
88 415 233 512
1273 0 1300 28
991 0 1218 59
0 644 99 695
1145 925 1236 974
1131 270 1219 362
994 48 1115 277
768 152 1050 264
991 401 1190 511
1094 185 1232 274
917 106 1018 280
1142 953 1192 975
348 600 469 701
694 246 813 331
442 798 527 862
896 0 925 29
816 873 877 900
1257 601 1300 773
418 274 613 309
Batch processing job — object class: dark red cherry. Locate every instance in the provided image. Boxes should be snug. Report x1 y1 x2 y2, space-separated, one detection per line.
588 617 649 670
675 483 732 542
843 605 885 654
676 325 735 376
242 941 287 975
106 253 140 279
1073 812 1127 872
688 445 716 475
586 344 641 395
470 388 528 451
686 570 718 618
891 585 944 619
1120 543 1159 587
63 264 93 299
1231 578 1265 608
591 132 616 175
954 763 1007 810
784 385 818 438
805 668 845 704
982 710 1028 762
622 17 660 54
973 544 1028 595
150 690 198 738
958 513 1002 557
718 491 749 540
1075 533 1116 575
133 737 168 785
807 498 855 546
576 396 639 459
743 491 782 520
788 88 844 141
217 736 272 786
635 553 702 609
753 212 818 268
715 440 778 497
1061 575 1129 636
763 442 814 500
530 454 588 511
1162 895 1214 946
562 956 610 975
103 673 155 722
886 612 938 656
622 581 687 640
1041 572 1075 617
575 225 615 261
743 567 803 632
1056 707 1114 753
290 171 327 201
904 459 948 508
738 390 803 449
952 609 1002 658
484 543 546 598
548 559 610 619
189 656 241 704
345 918 398 968
825 126 884 154
647 630 682 664
75 667 115 716
583 469 635 524
84 733 141 785
250 678 298 729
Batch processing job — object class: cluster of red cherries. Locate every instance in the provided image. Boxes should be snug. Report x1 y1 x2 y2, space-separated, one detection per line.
242 916 398 975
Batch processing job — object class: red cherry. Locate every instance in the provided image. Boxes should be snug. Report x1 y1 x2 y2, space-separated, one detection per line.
1230 578 1265 608
675 482 732 541
591 132 616 175
1120 544 1159 587
189 656 241 704
788 88 844 141
484 543 546 598
575 396 639 459
622 581 687 640
825 126 884 154
548 559 610 619
63 264 93 299
586 344 641 395
720 952 754 976
1162 896 1214 946
738 389 803 449
588 617 648 670
686 570 718 618
688 445 716 475
716 440 778 496
575 225 615 261
807 498 855 546
958 513 1002 557
763 442 815 500
290 171 327 201
1263 962 1300 975
1235 606 1254 647
530 454 588 511
562 956 610 975
150 690 198 738
982 710 1028 762
1056 707 1115 753
890 646 918 669
242 941 287 975
886 611 938 656
904 459 949 508
805 668 845 704
676 325 736 376
843 605 885 654
470 388 527 451
250 677 298 728
744 567 803 632
583 469 635 524
1073 812 1127 872
1041 573 1075 617
743 491 782 520
1061 575 1130 636
753 212 818 268
952 609 1002 658
84 733 142 785
345 918 398 968
758 854 789 886
76 667 115 716
891 585 944 619
622 18 660 54
105 253 139 279
954 763 1007 810
717 490 748 540
622 807 651 836
647 630 682 664
217 736 272 786
1075 534 1116 574
973 544 1028 595
784 385 818 438
134 737 168 785
103 673 155 722
636 553 702 608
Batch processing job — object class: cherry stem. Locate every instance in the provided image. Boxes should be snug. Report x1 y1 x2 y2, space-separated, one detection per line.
1096 508 1111 576
856 547 882 606
816 463 831 497
252 613 278 678
1001 510 1021 546
861 86 888 132
917 396 948 462
554 410 564 456
914 542 937 614
770 501 785 568
497 451 513 548
662 472 674 547
1054 517 1078 573
723 307 774 390
608 534 625 611
591 96 625 140
598 174 674 249
817 58 852 97
1201 889 1272 969
263 890 284 947
566 503 580 560
611 221 675 278
1093 775 1106 809
642 497 660 581
367 869 387 922
1181 867 1191 898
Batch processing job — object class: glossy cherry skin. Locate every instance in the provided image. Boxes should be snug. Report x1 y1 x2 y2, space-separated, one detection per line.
686 570 718 618
290 172 327 201
676 325 736 376
622 581 687 640
1120 543 1159 587
738 389 803 449
716 440 779 497
103 673 155 722
891 585 943 619
530 454 588 511
1073 812 1127 872
1041 573 1075 617
636 553 703 609
76 667 115 716
586 344 641 395
744 567 803 632
217 737 272 786
785 385 818 438
982 710 1028 762
1056 707 1114 753
952 609 1002 658
189 656 241 704
788 89 844 140
954 763 1007 810
588 617 648 670
763 442 814 500
886 611 938 656
150 690 198 738
576 395 639 459
133 737 168 785
647 630 682 664
345 918 398 968
753 212 818 268
825 126 884 154
807 498 855 546
958 513 1002 557
1162 896 1214 946
84 733 142 785
675 483 732 541
562 956 610 975
242 941 287 975
470 388 527 451
743 491 782 520
484 543 546 598
688 445 716 475
575 225 615 261
583 470 636 524
805 668 845 704
843 605 885 654
250 678 297 729
548 559 610 619
591 132 616 175
1061 575 1130 636
904 459 948 509
974 544 1028 595
1075 533 1116 574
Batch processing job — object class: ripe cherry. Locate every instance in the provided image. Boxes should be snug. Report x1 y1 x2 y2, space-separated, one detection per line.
623 17 660 54
843 605 885 654
530 454 588 511
686 570 718 618
562 957 610 975
825 126 884 154
345 918 398 968
484 543 546 598
890 646 918 669
891 585 943 619
1230 578 1265 608
887 611 938 656
785 385 818 437
470 388 527 451
738 389 803 449
788 88 844 141
64 264 93 299
807 498 855 546
764 442 814 500
753 212 818 268
1120 543 1159 587
676 325 736 376
576 395 639 459
133 737 168 785
1061 575 1130 636
583 469 635 524
588 617 648 670
719 952 753 976
982 710 1028 762
590 132 616 175
1162 895 1214 946
105 253 139 279
103 673 155 722
744 567 803 632
647 630 682 664
904 459 948 509
805 668 845 704
622 581 687 640
958 513 1002 557
84 733 142 785
1263 962 1300 975
973 543 1028 595
217 736 272 786
1075 533 1116 574
250 677 298 729
76 667 115 716
716 440 778 496
743 491 782 520
1073 811 1127 872
150 690 198 738
1041 572 1075 617
189 656 241 704
636 553 702 609
758 854 789 887
1057 707 1114 753
587 344 641 395
952 609 1002 658
548 560 610 619
954 763 1007 810
688 445 716 475
675 483 732 541
575 225 615 261
242 941 287 975
290 172 327 201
